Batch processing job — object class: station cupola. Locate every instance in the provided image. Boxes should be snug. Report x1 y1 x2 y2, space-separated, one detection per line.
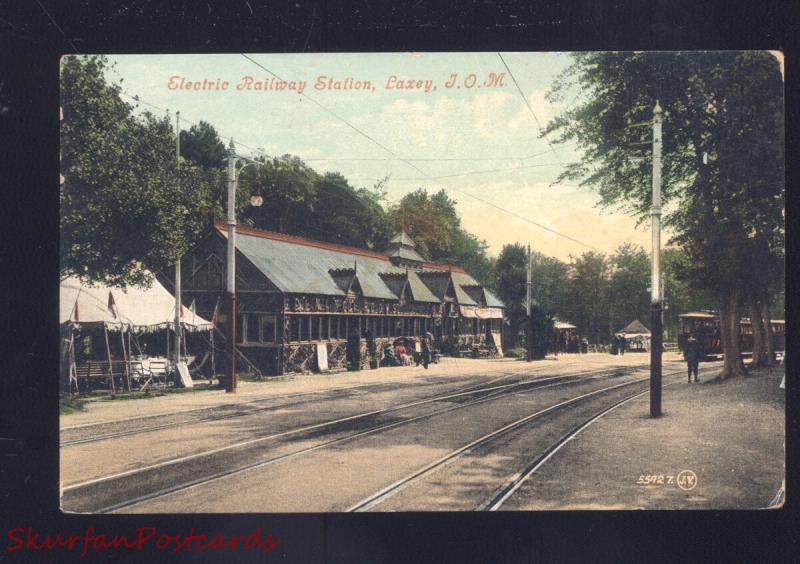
384 230 425 269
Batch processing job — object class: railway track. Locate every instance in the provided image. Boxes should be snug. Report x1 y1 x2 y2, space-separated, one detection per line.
347 366 713 512
60 365 631 447
62 366 641 513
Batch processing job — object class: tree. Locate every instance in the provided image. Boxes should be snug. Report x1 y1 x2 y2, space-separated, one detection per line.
563 252 610 344
391 188 460 260
608 243 650 336
309 172 391 250
661 247 715 340
526 251 569 318
239 155 317 234
60 55 217 287
390 188 492 284
546 51 784 378
493 244 527 349
180 121 227 170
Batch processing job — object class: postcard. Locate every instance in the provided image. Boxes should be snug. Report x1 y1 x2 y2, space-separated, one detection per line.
59 52 785 513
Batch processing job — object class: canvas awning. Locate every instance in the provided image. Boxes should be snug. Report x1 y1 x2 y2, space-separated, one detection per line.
459 305 503 319
619 319 651 336
60 275 213 333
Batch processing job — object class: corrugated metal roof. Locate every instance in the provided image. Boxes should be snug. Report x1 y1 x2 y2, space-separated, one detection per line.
450 271 480 306
233 232 399 299
216 226 503 308
405 271 440 303
483 288 504 308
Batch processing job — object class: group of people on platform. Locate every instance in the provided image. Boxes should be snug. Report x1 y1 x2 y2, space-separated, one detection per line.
610 333 628 355
554 331 588 355
379 332 436 369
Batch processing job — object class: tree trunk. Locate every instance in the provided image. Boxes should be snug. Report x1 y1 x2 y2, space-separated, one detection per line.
718 287 747 380
747 296 766 369
760 299 776 366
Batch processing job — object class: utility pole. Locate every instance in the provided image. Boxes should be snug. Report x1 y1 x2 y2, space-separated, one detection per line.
650 101 663 417
526 244 533 362
174 111 182 368
226 139 238 393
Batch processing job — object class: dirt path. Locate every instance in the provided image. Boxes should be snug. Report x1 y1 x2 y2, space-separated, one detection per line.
502 365 785 510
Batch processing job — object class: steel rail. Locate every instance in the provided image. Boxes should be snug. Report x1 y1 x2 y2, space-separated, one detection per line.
60 365 551 436
93 377 586 514
60 368 538 445
63 370 601 493
347 367 702 512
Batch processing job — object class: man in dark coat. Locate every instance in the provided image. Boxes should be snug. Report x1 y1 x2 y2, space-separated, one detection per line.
684 334 701 383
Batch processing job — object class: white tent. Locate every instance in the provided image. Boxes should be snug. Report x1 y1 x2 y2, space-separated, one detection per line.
60 275 212 332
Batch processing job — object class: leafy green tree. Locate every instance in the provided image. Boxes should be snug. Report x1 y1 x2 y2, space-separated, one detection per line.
390 188 492 283
661 247 715 340
309 172 391 250
60 55 217 287
563 251 610 344
608 243 650 335
180 121 227 170
546 51 784 378
530 251 569 318
391 188 460 261
492 244 527 349
239 154 317 234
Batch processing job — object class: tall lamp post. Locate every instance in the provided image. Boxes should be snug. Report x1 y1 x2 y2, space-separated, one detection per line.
650 101 664 417
224 139 264 393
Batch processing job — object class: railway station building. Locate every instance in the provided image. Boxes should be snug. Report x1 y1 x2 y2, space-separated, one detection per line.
176 225 505 375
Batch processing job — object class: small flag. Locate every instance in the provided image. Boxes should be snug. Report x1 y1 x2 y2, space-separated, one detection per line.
107 291 117 318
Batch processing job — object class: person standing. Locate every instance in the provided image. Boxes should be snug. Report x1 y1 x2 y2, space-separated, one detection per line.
420 332 432 369
618 333 626 356
684 334 701 383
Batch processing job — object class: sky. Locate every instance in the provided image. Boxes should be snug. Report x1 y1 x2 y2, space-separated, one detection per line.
104 52 655 261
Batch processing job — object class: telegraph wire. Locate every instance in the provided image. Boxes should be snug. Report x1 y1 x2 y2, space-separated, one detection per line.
241 53 598 252
396 162 561 181
104 56 598 252
241 53 430 177
117 89 552 165
497 53 563 165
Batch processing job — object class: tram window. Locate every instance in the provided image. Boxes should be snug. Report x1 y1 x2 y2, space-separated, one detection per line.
300 317 309 341
310 316 319 340
321 317 329 340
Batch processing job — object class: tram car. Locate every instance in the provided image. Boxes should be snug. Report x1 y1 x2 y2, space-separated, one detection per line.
678 311 785 358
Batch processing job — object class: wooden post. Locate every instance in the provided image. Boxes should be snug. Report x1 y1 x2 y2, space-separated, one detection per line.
210 326 216 384
104 324 115 394
120 328 131 392
127 330 133 389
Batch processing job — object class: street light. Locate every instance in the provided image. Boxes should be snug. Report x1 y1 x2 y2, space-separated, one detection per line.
650 100 664 417
224 139 264 393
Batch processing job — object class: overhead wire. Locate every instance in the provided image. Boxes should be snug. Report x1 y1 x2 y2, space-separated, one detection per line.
240 53 599 251
497 52 563 165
